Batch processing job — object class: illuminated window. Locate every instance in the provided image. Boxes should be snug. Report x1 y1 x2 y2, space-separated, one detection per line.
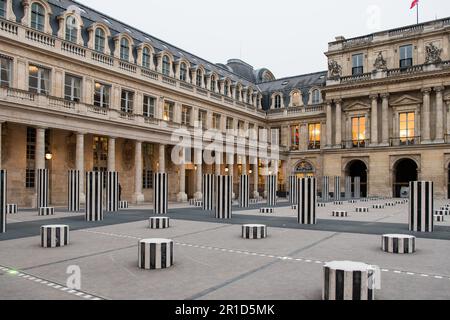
352 117 366 147
31 2 45 32
65 16 78 43
94 28 106 53
162 55 170 76
181 106 191 125
291 125 299 150
142 47 151 69
93 81 110 108
180 63 187 81
308 123 321 149
292 91 301 106
120 38 130 61
121 90 134 113
163 101 174 122
399 112 415 145
29 64 50 95
212 114 221 130
143 95 155 118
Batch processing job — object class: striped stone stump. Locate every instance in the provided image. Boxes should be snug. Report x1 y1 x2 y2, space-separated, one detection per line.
435 215 445 222
382 234 416 254
396 200 406 205
149 217 170 229
106 172 119 212
36 169 49 209
373 204 385 209
356 207 369 213
119 201 129 209
354 177 361 199
345 176 352 199
85 172 104 222
260 208 274 214
409 181 434 233
323 261 376 301
68 170 80 212
194 200 203 208
0 170 6 233
242 224 267 240
332 211 348 217
138 239 173 270
39 207 55 216
334 176 341 201
250 199 258 205
334 201 343 205
298 177 316 225
291 205 298 210
40 225 69 248
361 199 369 202
189 199 196 206
322 176 330 202
239 175 249 208
318 203 326 208
436 210 449 216
154 173 168 215
216 175 232 219
266 175 277 207
348 200 357 204
202 174 215 211
7 204 17 214
385 202 396 207
289 176 299 205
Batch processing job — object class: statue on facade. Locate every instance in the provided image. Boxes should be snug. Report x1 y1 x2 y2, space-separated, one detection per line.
425 43 442 64
373 52 387 70
328 60 342 78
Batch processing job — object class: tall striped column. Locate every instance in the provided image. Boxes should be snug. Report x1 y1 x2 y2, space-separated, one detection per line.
68 170 80 212
106 172 119 212
239 175 249 208
85 171 104 222
202 174 215 211
345 176 352 199
36 169 49 208
298 177 317 225
354 177 361 199
322 176 330 202
154 173 168 215
289 176 299 204
409 181 434 232
216 175 232 219
334 176 341 201
0 170 6 233
266 175 277 207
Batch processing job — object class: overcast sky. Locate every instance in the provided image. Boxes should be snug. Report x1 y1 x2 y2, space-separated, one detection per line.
78 0 450 79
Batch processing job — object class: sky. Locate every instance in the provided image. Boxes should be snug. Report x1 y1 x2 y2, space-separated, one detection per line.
77 0 450 79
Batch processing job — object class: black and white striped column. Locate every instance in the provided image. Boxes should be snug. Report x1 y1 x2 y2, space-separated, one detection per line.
354 177 361 199
154 173 168 215
149 217 170 229
242 224 267 239
40 225 69 248
322 176 330 202
334 177 341 201
409 181 434 233
298 177 316 225
345 176 352 199
382 234 416 254
68 170 80 212
106 172 119 212
85 171 104 222
202 174 215 211
266 175 277 207
7 204 17 214
216 175 232 219
138 239 174 270
289 176 299 204
239 175 249 208
36 169 49 209
0 170 6 233
323 261 376 300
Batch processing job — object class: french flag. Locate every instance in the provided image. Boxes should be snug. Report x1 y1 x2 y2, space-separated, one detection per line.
410 0 419 9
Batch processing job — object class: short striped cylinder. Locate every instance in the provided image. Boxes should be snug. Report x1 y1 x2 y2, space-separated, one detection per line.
202 174 215 211
396 200 407 205
298 177 316 225
345 176 352 199
385 202 396 207
7 204 17 214
250 199 258 205
361 199 369 202
334 177 341 201
440 206 450 211
266 175 277 207
323 261 376 301
149 217 170 229
332 211 348 217
119 201 129 209
334 201 343 205
36 169 49 209
138 239 173 270
435 215 445 222
38 207 55 216
85 172 104 222
189 199 196 206
260 207 274 214
67 170 80 212
194 200 202 207
242 224 267 239
154 173 168 215
215 175 232 219
291 205 298 210
322 176 330 202
239 175 249 208
318 203 326 207
0 170 6 233
354 177 361 199
373 204 385 209
382 234 416 254
409 181 434 233
40 225 69 248
289 176 299 204
106 172 119 212
348 200 357 204
356 207 369 213
435 210 449 216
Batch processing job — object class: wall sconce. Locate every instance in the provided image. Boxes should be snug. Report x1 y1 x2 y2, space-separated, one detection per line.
225 167 229 173
45 152 53 160
249 170 253 174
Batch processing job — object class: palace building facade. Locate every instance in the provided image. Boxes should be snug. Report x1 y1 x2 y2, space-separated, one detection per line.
0 0 450 207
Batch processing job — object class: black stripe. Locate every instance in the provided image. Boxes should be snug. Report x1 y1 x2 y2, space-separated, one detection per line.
352 271 362 300
335 270 344 300
150 243 156 269
161 243 167 269
324 267 330 300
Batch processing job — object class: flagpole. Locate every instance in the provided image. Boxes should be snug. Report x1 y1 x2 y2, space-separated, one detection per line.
417 2 419 24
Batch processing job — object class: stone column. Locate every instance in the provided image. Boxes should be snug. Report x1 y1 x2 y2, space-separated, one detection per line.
215 152 222 176
0 122 3 169
76 133 85 204
177 148 187 202
133 140 144 204
326 102 332 147
381 94 389 146
107 137 116 172
253 159 259 198
422 88 431 143
370 95 379 145
159 144 165 173
241 155 247 175
227 153 235 199
435 86 445 143
335 100 342 147
36 127 46 170
194 148 203 200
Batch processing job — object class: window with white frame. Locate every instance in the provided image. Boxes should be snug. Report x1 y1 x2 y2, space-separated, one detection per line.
196 70 202 87
143 95 155 118
224 82 229 96
142 47 151 69
180 63 187 81
311 89 321 104
400 45 413 68
274 94 282 109
163 101 174 122
181 105 191 125
94 28 106 53
0 0 6 18
65 16 78 43
93 81 110 108
29 64 50 95
64 74 81 102
120 38 130 61
352 53 364 75
292 91 301 106
198 110 207 128
226 117 234 130
162 55 170 76
0 56 12 87
121 90 134 113
31 2 45 32
210 75 216 92
212 113 221 130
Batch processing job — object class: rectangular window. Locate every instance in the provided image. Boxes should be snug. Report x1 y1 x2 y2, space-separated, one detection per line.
291 125 299 150
143 170 153 189
352 117 366 147
163 101 174 122
0 56 12 87
93 136 108 171
198 110 207 129
143 95 155 118
399 112 415 145
121 90 134 113
30 3 45 32
212 113 221 130
352 54 364 75
308 123 321 149
26 127 36 188
181 106 191 126
226 117 234 130
93 82 110 108
271 128 280 146
0 0 6 18
29 64 50 95
400 45 413 68
64 74 81 102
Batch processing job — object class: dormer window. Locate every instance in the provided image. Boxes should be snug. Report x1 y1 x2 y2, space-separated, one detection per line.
352 53 364 75
312 89 321 105
400 45 413 68
274 94 282 109
0 0 6 18
196 70 202 87
162 55 170 76
210 75 216 91
94 28 106 53
142 47 151 69
65 16 78 43
120 38 130 61
292 91 301 106
224 82 229 96
180 62 187 81
31 2 45 32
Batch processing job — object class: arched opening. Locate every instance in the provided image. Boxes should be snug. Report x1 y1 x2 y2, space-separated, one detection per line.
393 158 418 198
294 161 315 179
345 160 368 197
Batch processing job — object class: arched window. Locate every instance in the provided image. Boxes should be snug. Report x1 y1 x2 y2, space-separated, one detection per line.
142 47 151 69
120 38 130 61
224 81 229 96
31 2 45 32
180 62 187 81
274 94 282 109
196 70 202 87
0 0 7 18
94 28 106 53
210 75 216 91
65 16 78 43
292 91 301 106
312 89 321 104
162 55 170 76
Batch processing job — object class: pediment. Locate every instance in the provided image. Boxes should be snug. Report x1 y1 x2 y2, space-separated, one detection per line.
391 94 422 106
344 101 371 111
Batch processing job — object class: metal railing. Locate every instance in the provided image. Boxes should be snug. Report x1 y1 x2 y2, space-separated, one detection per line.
389 136 421 147
342 140 368 149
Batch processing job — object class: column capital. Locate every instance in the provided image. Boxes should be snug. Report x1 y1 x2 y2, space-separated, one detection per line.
434 86 445 93
380 93 390 99
421 88 432 95
325 100 333 106
369 94 379 101
76 131 87 136
333 99 343 104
